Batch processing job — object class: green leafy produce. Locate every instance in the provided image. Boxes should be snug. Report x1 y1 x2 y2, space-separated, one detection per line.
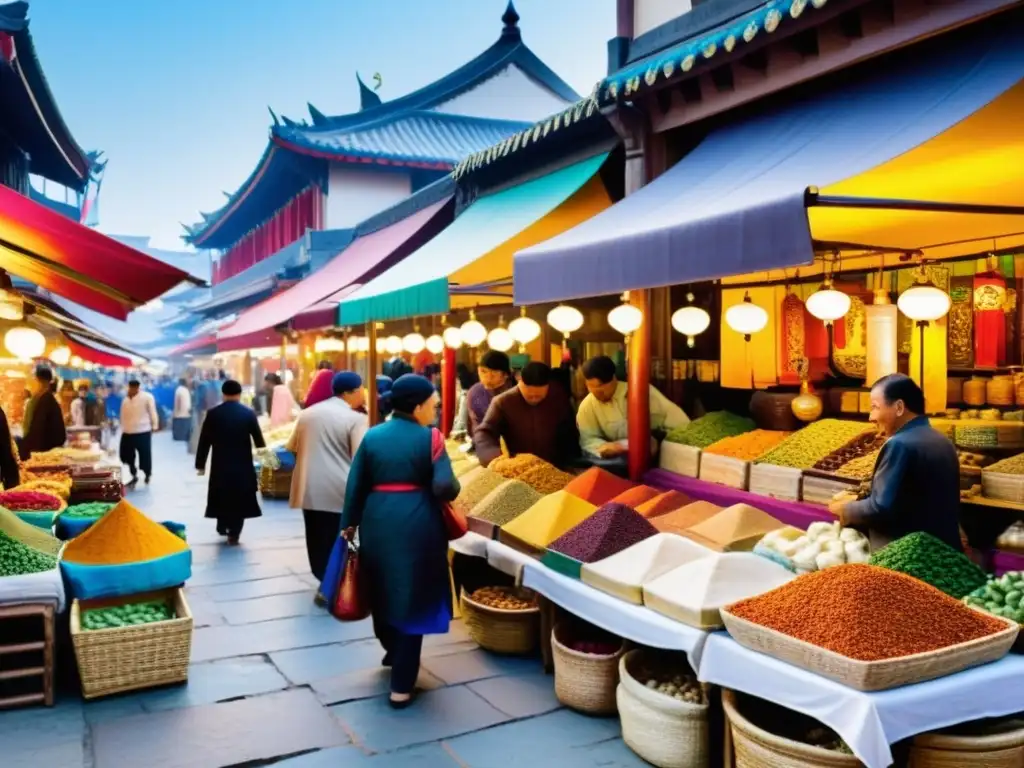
665 412 755 449
0 529 58 576
61 502 116 519
869 532 988 599
81 600 175 631
755 419 874 470
965 572 1024 624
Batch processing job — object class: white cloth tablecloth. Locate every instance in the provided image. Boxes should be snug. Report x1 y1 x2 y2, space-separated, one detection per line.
449 531 490 558
0 570 65 613
520 560 709 669
485 539 537 580
699 632 1024 768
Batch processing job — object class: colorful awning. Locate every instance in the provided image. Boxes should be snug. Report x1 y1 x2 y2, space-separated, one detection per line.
219 198 451 340
292 285 363 331
65 336 133 368
0 184 198 318
217 328 282 354
169 335 216 357
340 153 611 325
514 13 1024 303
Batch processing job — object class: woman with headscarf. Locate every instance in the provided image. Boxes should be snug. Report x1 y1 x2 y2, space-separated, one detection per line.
269 374 299 427
465 351 515 441
341 374 459 709
304 368 335 409
376 375 394 419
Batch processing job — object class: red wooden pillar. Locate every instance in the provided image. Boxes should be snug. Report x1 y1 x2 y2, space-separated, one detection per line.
628 289 651 482
442 346 456 437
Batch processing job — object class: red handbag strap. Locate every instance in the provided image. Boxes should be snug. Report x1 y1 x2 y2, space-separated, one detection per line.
430 427 445 462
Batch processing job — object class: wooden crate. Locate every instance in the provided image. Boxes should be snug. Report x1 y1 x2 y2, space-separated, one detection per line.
0 603 55 709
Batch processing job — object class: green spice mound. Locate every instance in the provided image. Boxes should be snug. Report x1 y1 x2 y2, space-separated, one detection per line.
0 529 58 577
754 419 874 470
665 412 755 449
869 532 988 599
964 572 1024 624
61 502 116 519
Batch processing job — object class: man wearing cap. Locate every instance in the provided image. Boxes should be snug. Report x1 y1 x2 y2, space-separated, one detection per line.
196 380 266 545
287 371 368 594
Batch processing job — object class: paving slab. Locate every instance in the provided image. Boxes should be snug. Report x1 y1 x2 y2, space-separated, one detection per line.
190 614 374 662
0 697 84 749
421 647 540 685
332 684 510 752
270 639 384 684
312 665 445 705
203 573 312 602
188 560 292 587
82 694 148 724
138 656 290 712
7 740 86 768
466 672 562 718
444 709 622 763
274 744 459 767
449 736 648 768
219 590 323 625
91 688 349 768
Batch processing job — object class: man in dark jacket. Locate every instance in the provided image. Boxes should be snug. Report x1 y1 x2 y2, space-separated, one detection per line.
21 366 66 460
196 380 266 545
830 373 962 551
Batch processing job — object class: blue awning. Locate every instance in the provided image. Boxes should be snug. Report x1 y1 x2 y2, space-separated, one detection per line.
515 12 1024 304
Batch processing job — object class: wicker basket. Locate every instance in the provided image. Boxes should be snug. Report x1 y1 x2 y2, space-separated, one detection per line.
981 471 1024 503
989 377 1016 407
699 454 749 490
259 465 292 499
723 689 864 767
720 608 1018 692
552 623 624 715
660 442 701 478
460 587 539 655
748 464 802 502
909 720 1024 768
71 588 193 699
964 378 987 406
617 650 708 768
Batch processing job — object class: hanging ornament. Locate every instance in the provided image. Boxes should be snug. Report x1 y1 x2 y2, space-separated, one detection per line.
547 304 584 348
442 326 463 349
402 321 425 354
671 292 710 348
384 335 402 355
487 315 514 352
725 291 768 341
50 345 71 365
805 278 851 325
425 335 445 355
4 327 45 360
508 306 540 353
460 310 487 348
607 292 643 340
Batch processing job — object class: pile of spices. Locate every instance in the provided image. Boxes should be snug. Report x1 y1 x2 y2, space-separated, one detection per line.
813 431 887 474
564 467 635 506
0 507 61 557
835 450 880 480
704 430 791 461
453 460 479 479
516 463 574 495
470 480 543 526
755 419 874 470
985 452 1024 474
0 489 64 512
868 532 988 599
728 564 1007 660
636 490 692 519
665 412 755 449
452 468 506 517
653 501 723 536
490 454 546 479
547 503 657 563
683 503 784 552
501 490 597 551
62 499 189 565
609 485 661 508
0 530 58 576
582 534 715 604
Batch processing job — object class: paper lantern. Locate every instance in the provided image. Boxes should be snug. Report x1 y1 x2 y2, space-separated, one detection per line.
608 301 643 337
671 295 711 348
508 308 540 347
487 326 514 352
442 326 463 349
0 290 23 321
70 355 83 368
898 279 950 322
547 305 583 337
402 333 426 354
50 345 71 365
425 335 444 354
460 312 487 348
865 294 898 386
725 292 768 340
805 281 851 325
4 327 45 360
375 337 387 354
314 338 345 353
384 335 403 355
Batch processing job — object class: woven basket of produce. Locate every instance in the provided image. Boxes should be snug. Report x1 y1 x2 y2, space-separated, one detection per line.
698 454 749 490
617 650 708 768
963 378 987 406
459 586 539 655
71 587 193 699
909 718 1024 768
748 464 802 502
988 376 1016 407
552 622 625 715
723 689 862 768
659 442 701 478
721 565 1019 692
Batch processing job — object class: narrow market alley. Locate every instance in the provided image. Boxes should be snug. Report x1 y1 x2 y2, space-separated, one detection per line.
2 432 647 768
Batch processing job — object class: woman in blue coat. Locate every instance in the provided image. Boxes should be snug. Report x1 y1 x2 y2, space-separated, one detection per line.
341 374 459 708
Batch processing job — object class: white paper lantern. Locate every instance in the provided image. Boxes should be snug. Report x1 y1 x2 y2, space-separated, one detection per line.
4 327 45 360
376 337 387 354
314 338 345 353
350 336 369 353
806 282 851 324
508 311 540 346
898 280 950 322
50 345 71 365
547 304 583 337
671 305 711 348
402 333 426 354
460 313 487 348
384 335 403 355
608 302 643 337
0 290 24 321
487 326 514 352
725 292 768 340
442 326 463 349
70 355 83 368
425 335 445 354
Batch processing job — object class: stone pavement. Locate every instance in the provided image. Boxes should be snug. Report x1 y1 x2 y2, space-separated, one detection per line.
3 432 648 768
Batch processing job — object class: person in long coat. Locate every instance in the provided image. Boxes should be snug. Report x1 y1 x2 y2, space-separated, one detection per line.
341 374 459 708
21 366 66 460
196 380 266 544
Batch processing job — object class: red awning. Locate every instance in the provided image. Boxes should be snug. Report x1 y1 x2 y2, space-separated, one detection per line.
0 184 198 319
169 335 216 356
218 198 450 340
217 328 281 353
66 336 133 368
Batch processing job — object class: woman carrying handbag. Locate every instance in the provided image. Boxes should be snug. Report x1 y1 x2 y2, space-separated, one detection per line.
339 374 462 709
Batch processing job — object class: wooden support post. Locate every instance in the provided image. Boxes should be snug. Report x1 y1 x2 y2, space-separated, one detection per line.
342 327 351 372
442 346 456 437
366 322 379 425
628 289 652 482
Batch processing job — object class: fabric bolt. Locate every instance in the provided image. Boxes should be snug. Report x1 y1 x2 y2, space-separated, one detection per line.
120 432 152 480
577 381 689 457
698 633 1024 768
473 385 578 469
303 509 343 582
196 401 266 531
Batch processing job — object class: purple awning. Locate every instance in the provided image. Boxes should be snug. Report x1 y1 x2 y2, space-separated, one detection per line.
514 13 1024 304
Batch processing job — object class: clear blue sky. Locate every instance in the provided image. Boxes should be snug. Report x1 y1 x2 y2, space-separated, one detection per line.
27 0 615 250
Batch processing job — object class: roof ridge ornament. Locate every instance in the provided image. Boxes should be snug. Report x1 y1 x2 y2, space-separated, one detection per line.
357 73 383 111
501 1 520 38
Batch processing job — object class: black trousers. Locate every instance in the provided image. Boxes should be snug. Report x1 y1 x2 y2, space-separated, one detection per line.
216 517 245 538
120 432 152 479
374 616 423 695
303 510 342 583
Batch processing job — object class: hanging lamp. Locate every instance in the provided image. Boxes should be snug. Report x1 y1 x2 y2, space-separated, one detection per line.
508 307 540 353
607 292 643 340
805 278 851 326
671 292 710 348
460 310 487 348
384 335 403 355
546 304 584 348
897 267 951 323
402 320 426 354
725 292 768 341
50 345 71 365
4 326 45 360
487 315 514 352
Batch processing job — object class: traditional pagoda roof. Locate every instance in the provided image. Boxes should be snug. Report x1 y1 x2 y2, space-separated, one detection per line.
0 1 91 189
184 2 578 250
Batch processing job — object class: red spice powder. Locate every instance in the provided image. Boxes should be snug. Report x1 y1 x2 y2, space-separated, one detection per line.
636 490 692 519
727 564 1008 661
564 468 635 507
609 485 661 509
